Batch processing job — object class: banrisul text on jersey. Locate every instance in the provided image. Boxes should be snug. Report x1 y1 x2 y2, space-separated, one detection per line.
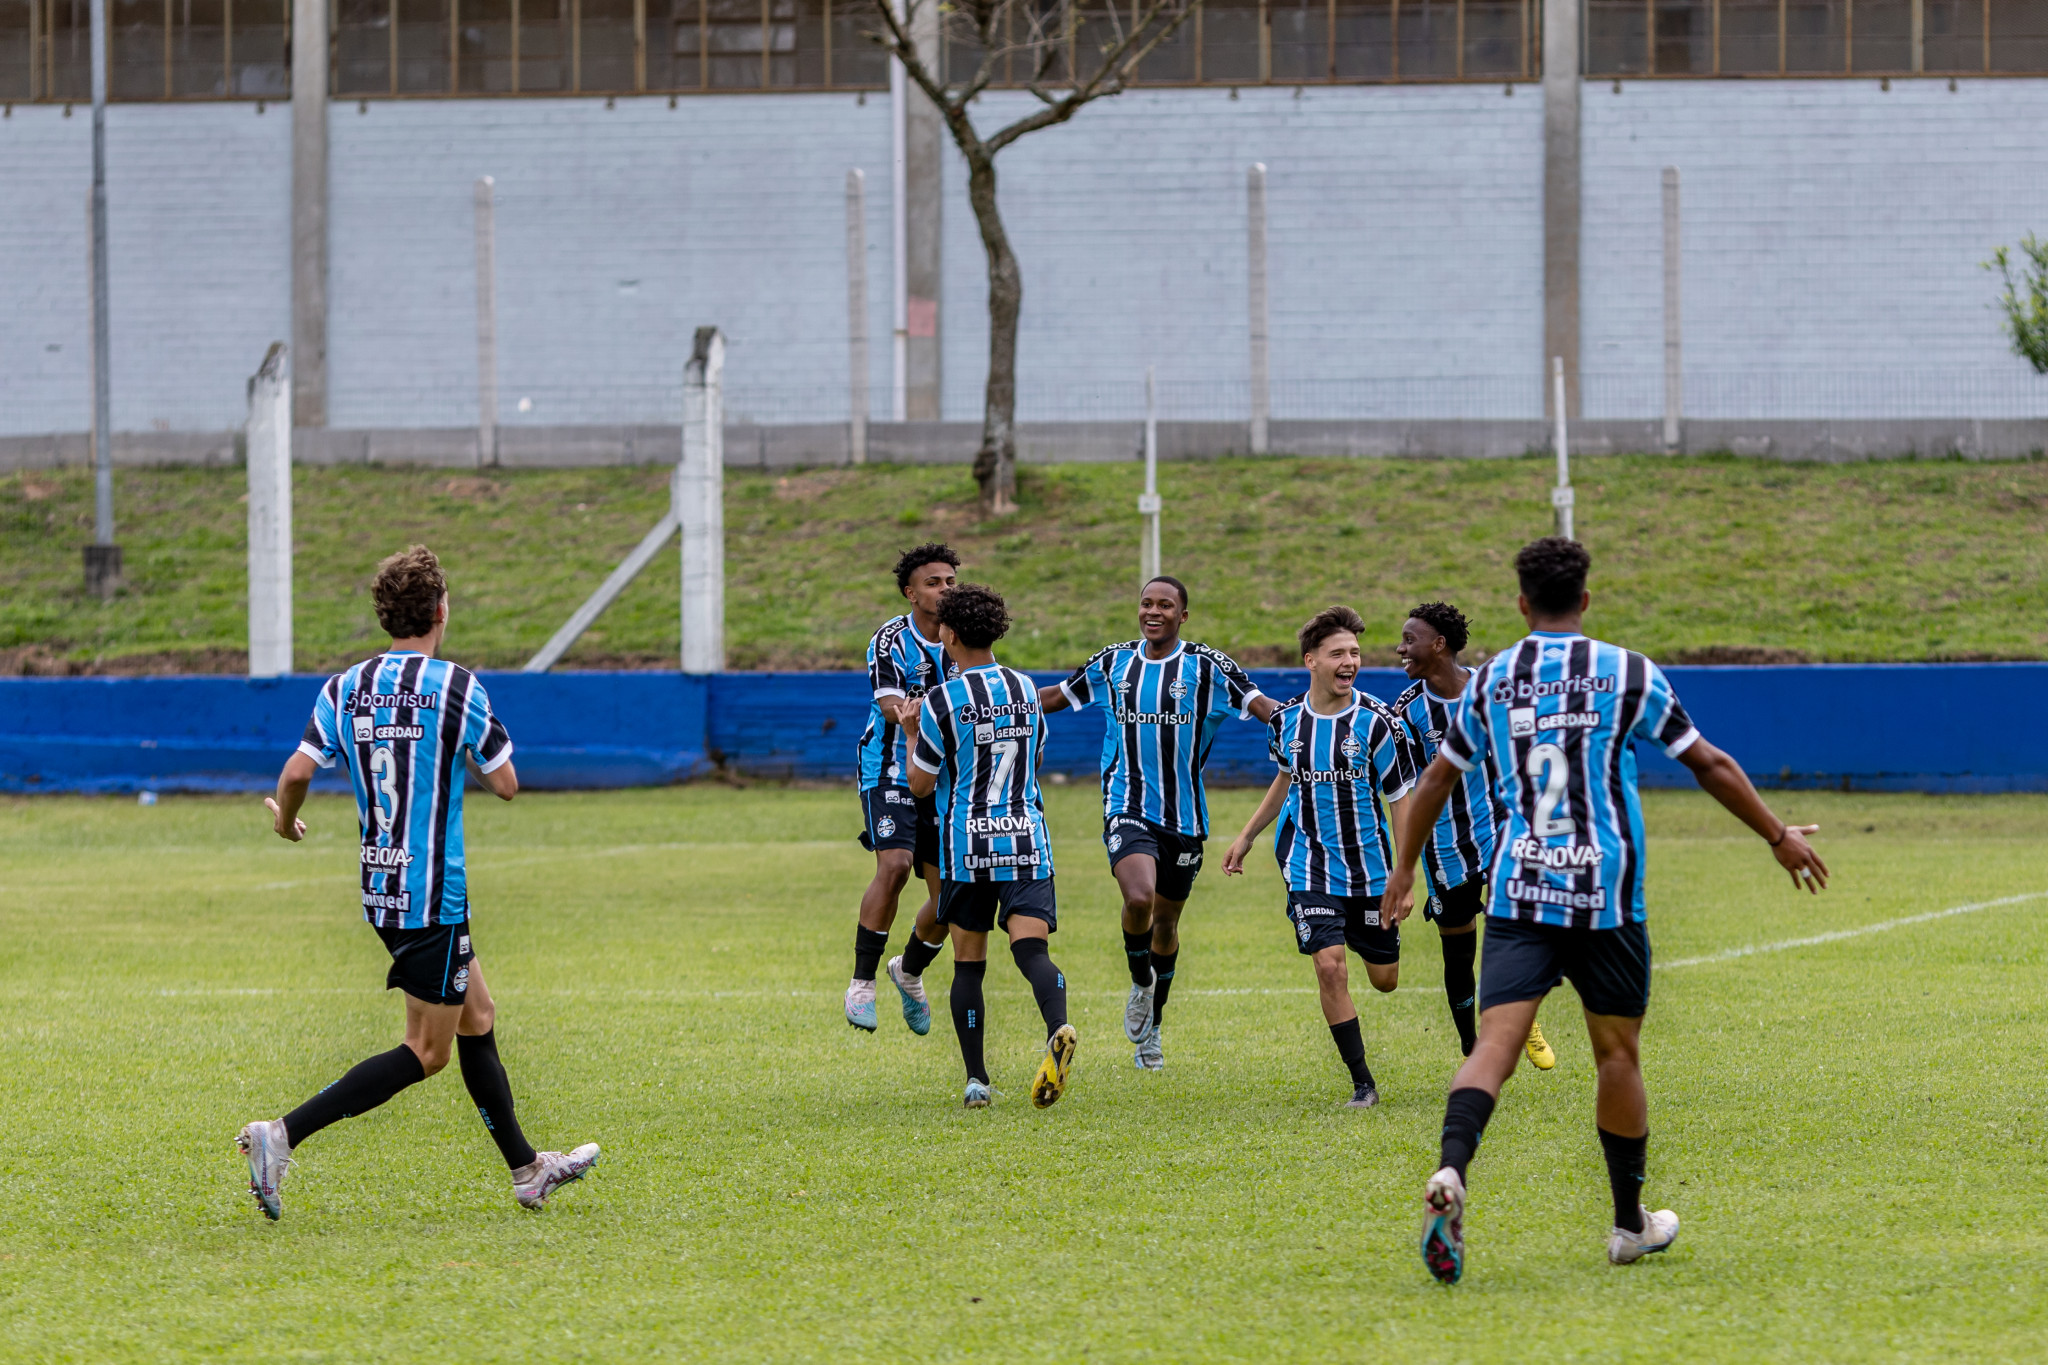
1393 679 1506 895
912 664 1055 882
1059 641 1263 838
1268 690 1419 896
858 613 956 789
1440 632 1699 930
297 651 513 929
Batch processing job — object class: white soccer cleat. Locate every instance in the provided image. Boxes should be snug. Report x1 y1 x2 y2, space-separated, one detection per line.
885 955 932 1036
1123 971 1156 1044
1607 1207 1679 1264
235 1118 293 1221
1420 1165 1467 1284
844 978 879 1033
514 1143 601 1209
1134 1023 1164 1071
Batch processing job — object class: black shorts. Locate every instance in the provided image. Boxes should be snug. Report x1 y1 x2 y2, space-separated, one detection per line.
1425 876 1485 930
1284 890 1400 965
935 877 1058 934
1478 915 1651 1018
1104 814 1205 902
376 921 476 1006
858 785 939 874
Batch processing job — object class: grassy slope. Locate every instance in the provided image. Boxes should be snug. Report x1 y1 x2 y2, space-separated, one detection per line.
1 786 2045 1362
3 454 2046 673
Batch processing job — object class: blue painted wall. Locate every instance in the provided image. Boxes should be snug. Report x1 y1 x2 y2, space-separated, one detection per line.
5 664 2042 795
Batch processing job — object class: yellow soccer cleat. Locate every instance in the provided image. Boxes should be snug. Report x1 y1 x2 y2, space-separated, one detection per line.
1031 1024 1078 1108
1524 1021 1557 1071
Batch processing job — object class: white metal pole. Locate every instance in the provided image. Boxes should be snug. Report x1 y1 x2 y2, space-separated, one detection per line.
1661 165 1682 455
474 176 498 469
88 0 114 551
889 20 908 424
1139 366 1161 584
1247 163 1270 455
680 326 727 675
847 168 869 465
1551 355 1575 541
246 343 294 677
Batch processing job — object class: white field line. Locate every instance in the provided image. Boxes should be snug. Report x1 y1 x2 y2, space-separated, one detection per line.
1656 889 2048 970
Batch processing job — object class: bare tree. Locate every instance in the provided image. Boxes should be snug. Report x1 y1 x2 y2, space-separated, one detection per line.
866 0 1199 515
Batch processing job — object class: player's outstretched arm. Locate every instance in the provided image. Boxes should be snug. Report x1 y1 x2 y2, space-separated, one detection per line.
1384 754 1460 924
1036 683 1070 715
1245 694 1279 724
1677 737 1829 894
468 755 519 801
264 752 317 842
1221 770 1292 875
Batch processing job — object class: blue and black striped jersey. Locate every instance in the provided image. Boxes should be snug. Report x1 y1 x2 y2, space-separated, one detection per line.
1441 632 1700 930
858 613 957 789
1394 677 1506 895
1060 640 1263 839
297 652 513 929
1267 690 1420 897
912 663 1054 883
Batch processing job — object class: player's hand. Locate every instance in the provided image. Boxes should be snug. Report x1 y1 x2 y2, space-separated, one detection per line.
1383 866 1416 925
265 796 306 843
898 695 923 728
1222 836 1253 876
1772 824 1827 893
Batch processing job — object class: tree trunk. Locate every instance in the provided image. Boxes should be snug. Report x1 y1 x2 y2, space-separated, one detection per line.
965 150 1019 516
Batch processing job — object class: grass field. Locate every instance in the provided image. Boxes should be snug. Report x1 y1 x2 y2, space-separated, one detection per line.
3 784 2045 1362
5 453 2047 673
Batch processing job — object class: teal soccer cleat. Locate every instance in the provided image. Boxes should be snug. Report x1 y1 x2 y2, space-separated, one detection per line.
886 955 932 1036
844 979 879 1032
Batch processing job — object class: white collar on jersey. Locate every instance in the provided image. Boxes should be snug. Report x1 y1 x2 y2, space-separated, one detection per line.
1424 667 1473 706
1133 640 1186 665
904 616 942 650
1304 687 1362 720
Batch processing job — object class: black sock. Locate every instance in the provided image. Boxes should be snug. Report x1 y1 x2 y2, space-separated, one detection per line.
1329 1016 1374 1090
1150 949 1179 1025
1010 937 1069 1037
282 1044 428 1148
1440 931 1478 1056
1598 1128 1648 1233
950 960 988 1084
901 931 944 978
1438 1086 1497 1181
1123 930 1154 985
457 1030 539 1171
852 925 889 983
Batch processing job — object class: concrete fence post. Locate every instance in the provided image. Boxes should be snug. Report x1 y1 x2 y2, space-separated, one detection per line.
1662 165 1683 454
847 168 869 466
1247 163 1271 455
246 343 294 677
1552 356 1575 540
85 0 120 598
679 326 727 675
474 176 498 469
1139 366 1162 584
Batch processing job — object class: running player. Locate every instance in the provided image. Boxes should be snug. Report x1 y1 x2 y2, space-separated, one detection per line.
846 543 960 1036
1387 537 1828 1283
1221 605 1419 1109
907 583 1077 1110
1393 602 1556 1069
237 546 598 1220
1040 576 1276 1070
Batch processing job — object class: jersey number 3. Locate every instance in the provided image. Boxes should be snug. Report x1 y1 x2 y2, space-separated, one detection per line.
1525 742 1577 837
369 745 401 833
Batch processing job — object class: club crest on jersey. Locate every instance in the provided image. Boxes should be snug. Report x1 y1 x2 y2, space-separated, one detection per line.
452 965 469 993
876 816 897 838
1340 735 1363 760
1167 679 1189 702
1295 914 1312 945
1107 834 1123 853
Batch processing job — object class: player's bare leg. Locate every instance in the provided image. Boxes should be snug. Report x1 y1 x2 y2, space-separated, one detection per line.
886 867 946 1035
849 848 917 1031
1421 995 1542 1281
1132 892 1186 1070
1313 944 1394 1108
1114 854 1160 1043
1582 1010 1673 1259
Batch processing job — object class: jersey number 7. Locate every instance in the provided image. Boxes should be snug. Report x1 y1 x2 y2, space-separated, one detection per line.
986 739 1019 805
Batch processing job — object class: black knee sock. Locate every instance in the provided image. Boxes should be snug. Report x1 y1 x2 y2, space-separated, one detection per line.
901 930 944 978
1440 931 1478 1056
852 925 889 983
1329 1016 1374 1090
1010 938 1069 1037
950 961 989 1084
282 1044 428 1148
1123 930 1154 985
1438 1086 1497 1181
1598 1128 1648 1233
457 1030 539 1171
1150 949 1179 1025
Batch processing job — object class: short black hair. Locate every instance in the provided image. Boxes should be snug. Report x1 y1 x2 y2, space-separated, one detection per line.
936 583 1010 650
1143 575 1189 611
1298 604 1367 658
893 542 960 594
1406 602 1470 655
1515 537 1591 615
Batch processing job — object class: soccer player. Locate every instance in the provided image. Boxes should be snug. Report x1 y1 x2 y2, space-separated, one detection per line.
846 543 961 1036
237 546 598 1220
1040 576 1276 1070
1386 537 1829 1283
1393 602 1557 1070
1221 605 1419 1109
905 583 1076 1110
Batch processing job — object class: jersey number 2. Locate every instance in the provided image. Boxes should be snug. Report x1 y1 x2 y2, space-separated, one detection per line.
986 739 1019 805
1525 742 1577 837
369 745 400 833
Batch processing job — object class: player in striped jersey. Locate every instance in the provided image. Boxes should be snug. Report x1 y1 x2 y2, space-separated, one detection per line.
1393 602 1556 1070
1040 576 1277 1071
236 547 597 1220
845 544 960 1036
1387 538 1829 1283
905 584 1077 1110
1222 606 1420 1108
